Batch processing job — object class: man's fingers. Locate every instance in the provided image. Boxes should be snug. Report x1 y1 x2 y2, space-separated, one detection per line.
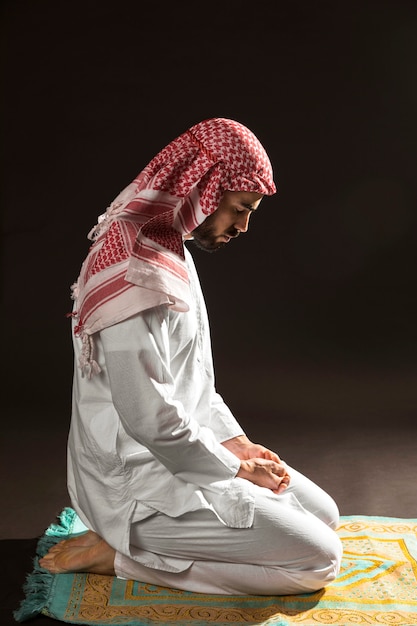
273 473 291 494
262 449 281 463
269 462 287 477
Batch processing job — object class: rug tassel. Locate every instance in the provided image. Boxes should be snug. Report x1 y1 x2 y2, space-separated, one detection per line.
13 507 78 622
45 506 78 537
13 559 54 622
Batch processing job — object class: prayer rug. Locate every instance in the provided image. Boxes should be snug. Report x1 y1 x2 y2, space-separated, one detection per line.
14 508 417 625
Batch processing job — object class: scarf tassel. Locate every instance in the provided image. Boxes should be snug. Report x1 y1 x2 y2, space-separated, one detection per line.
79 332 102 379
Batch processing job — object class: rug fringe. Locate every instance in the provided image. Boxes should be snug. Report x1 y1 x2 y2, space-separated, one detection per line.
13 566 55 622
13 508 77 623
45 506 78 537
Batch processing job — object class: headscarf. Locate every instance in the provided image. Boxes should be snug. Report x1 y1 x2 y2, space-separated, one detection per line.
71 118 276 376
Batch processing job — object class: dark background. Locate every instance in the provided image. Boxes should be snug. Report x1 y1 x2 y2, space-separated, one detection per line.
1 0 417 540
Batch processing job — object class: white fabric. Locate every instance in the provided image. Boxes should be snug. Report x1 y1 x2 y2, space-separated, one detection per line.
115 477 342 595
68 248 254 568
67 246 342 592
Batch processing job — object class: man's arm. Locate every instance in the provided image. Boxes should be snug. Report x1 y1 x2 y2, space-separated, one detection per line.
100 312 241 487
101 311 288 494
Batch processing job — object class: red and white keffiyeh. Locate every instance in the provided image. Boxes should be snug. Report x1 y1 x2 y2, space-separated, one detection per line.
71 118 276 376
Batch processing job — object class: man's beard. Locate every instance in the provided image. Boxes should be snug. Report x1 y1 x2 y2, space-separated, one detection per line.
190 219 239 253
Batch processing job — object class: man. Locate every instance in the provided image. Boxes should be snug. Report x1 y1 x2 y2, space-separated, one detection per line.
40 118 342 595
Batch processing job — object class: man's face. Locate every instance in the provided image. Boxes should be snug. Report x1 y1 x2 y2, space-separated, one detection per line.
190 191 263 252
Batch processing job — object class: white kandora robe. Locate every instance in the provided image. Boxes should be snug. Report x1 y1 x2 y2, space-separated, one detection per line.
67 247 342 595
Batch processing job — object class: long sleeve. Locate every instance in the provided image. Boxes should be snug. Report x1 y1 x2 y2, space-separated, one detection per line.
100 309 241 488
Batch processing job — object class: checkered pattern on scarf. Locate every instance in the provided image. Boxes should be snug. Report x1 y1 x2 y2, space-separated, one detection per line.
71 118 276 376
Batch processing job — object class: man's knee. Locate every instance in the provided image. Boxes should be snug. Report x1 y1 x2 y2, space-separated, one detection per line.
302 531 343 592
280 528 343 595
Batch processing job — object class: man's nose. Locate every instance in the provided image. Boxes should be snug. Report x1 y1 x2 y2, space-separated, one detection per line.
235 211 251 233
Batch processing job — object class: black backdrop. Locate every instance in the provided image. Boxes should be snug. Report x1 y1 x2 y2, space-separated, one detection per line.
2 0 417 431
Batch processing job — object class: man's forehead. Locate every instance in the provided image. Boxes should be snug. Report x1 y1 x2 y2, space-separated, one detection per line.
237 192 264 209
227 190 264 202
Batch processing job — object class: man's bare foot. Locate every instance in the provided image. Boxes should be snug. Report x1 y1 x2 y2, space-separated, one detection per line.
39 536 116 576
49 530 101 554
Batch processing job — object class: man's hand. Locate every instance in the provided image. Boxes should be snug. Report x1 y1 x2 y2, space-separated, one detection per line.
222 434 280 462
222 435 290 493
237 458 290 494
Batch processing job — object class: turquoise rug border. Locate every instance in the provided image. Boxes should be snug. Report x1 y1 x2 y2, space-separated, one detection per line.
14 508 417 626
